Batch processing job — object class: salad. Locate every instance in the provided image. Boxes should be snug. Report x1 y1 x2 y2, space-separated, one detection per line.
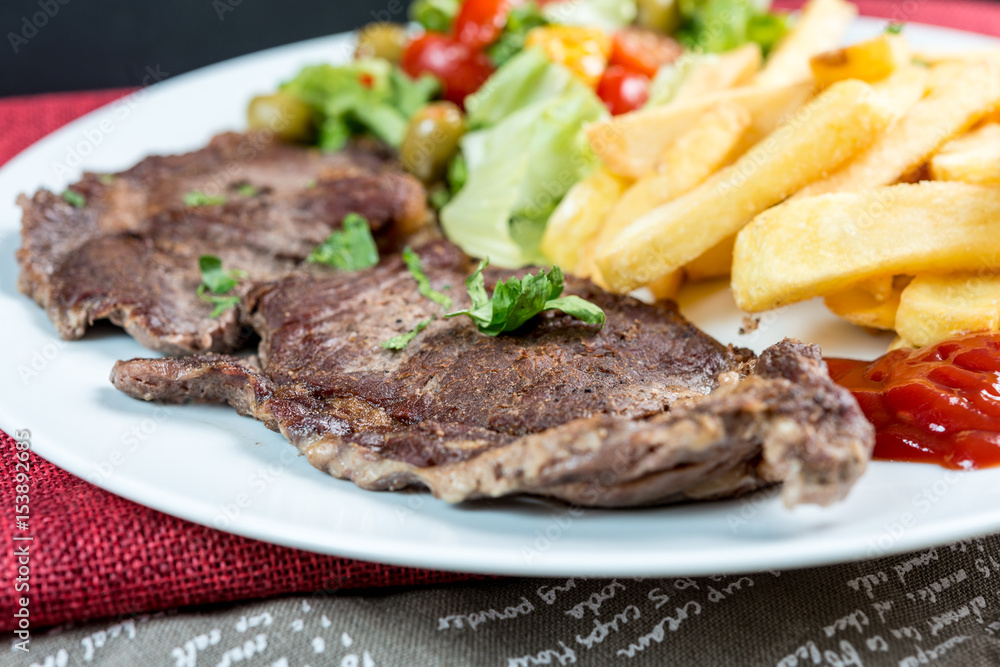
246 0 789 267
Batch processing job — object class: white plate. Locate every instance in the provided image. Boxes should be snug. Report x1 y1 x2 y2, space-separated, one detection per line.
3 19 1000 577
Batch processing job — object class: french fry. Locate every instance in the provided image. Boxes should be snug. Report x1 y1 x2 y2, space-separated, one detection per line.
823 275 911 330
912 48 1000 66
596 80 892 293
578 105 748 294
870 64 929 112
732 182 1000 312
929 122 1000 185
684 234 736 282
646 270 685 301
674 44 762 102
795 59 1000 197
596 104 750 249
895 273 1000 347
540 166 628 274
753 0 858 87
809 34 910 87
586 81 813 179
888 336 914 351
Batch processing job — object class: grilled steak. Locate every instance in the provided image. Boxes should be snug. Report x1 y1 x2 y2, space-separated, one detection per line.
111 241 874 508
17 132 428 355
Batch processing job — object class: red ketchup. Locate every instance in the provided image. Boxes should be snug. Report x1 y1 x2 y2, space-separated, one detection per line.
826 333 1000 470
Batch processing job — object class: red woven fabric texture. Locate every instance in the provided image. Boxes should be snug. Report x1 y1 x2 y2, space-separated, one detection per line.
0 93 480 632
0 428 478 632
3 0 1000 632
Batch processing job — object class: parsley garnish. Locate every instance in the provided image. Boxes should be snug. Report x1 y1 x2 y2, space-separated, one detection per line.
237 183 258 197
487 2 548 67
196 255 246 317
444 259 605 336
380 247 452 350
183 190 227 206
307 213 379 271
380 319 433 350
62 189 86 208
402 247 453 308
886 22 904 34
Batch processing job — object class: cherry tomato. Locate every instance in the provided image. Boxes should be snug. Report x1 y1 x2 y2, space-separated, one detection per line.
453 0 519 50
401 33 495 107
609 27 683 78
597 65 650 115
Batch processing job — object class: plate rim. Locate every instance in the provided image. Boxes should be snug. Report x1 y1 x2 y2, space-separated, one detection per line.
4 17 1000 577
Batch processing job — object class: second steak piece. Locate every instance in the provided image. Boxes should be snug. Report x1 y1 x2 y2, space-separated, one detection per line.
111 241 874 508
17 132 428 355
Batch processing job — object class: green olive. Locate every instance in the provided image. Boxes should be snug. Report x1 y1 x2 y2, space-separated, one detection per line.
635 0 681 34
246 92 314 143
354 23 409 63
400 102 466 185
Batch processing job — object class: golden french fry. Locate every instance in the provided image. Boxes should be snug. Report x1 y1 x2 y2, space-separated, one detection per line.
913 48 1000 66
645 270 685 301
684 234 737 283
598 104 750 247
895 273 1000 347
596 80 892 293
888 336 914 351
578 103 750 283
732 182 1000 312
796 59 1000 197
929 122 1000 185
586 81 813 179
870 64 929 111
540 166 628 274
810 34 910 87
674 44 762 102
753 0 858 87
823 276 912 330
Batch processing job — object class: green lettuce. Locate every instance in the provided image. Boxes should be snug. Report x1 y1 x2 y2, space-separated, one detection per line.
281 58 438 152
644 54 704 107
678 0 788 55
541 0 637 31
487 2 549 68
440 49 606 268
409 0 460 32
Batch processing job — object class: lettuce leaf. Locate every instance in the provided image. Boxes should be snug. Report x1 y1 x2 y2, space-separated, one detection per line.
440 50 606 268
464 47 585 130
541 0 637 31
409 0 460 32
678 0 788 54
281 58 438 151
487 2 549 68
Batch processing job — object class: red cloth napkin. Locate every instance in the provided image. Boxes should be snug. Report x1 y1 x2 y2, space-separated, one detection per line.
3 0 1000 632
0 96 479 633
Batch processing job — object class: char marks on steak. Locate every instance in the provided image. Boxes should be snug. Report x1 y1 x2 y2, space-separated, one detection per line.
111 240 874 508
17 132 428 355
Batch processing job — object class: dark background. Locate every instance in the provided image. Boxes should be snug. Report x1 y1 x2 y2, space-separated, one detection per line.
0 0 414 97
